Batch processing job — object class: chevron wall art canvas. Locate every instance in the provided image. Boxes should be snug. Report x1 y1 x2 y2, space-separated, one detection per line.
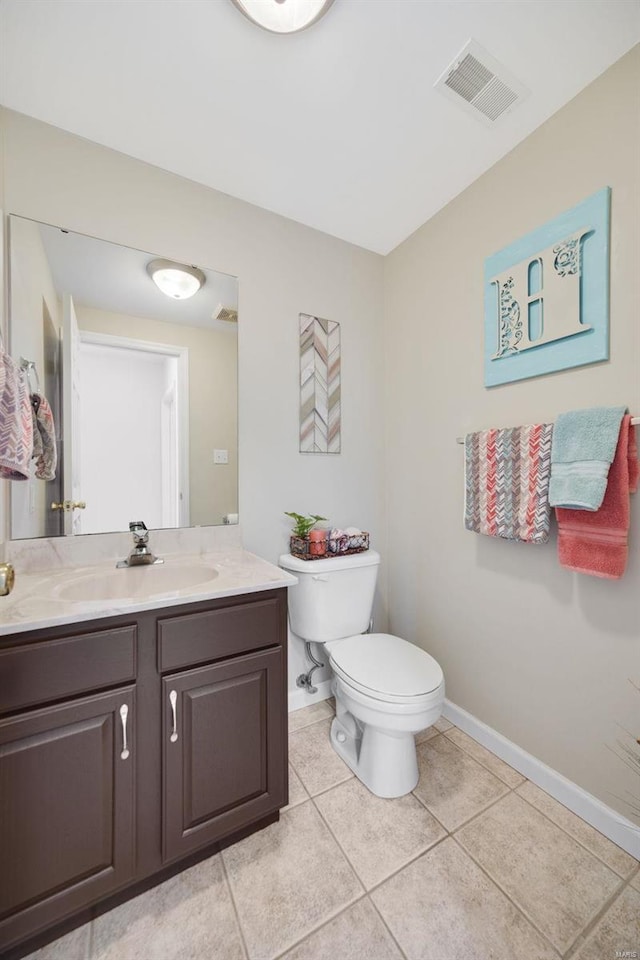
299 313 340 454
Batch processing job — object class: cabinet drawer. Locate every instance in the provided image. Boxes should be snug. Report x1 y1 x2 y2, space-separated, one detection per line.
0 626 137 714
157 596 282 672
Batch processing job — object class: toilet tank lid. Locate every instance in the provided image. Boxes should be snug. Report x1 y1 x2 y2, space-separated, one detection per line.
279 549 380 574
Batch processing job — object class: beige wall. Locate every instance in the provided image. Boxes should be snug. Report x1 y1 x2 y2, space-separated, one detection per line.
0 106 387 694
76 305 238 527
384 47 640 819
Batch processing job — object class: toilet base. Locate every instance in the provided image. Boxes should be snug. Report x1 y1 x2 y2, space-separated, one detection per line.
330 715 419 798
329 673 444 799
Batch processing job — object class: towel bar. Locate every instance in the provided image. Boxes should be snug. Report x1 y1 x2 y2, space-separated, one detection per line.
455 416 640 444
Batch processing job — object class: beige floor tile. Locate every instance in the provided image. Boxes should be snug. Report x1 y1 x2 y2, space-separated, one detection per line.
91 854 244 960
517 780 638 878
315 777 446 889
413 734 509 830
23 924 91 960
372 837 559 960
280 898 403 960
222 800 363 959
434 716 453 732
288 700 334 733
282 764 308 811
457 792 622 954
630 868 640 892
289 718 353 796
415 725 440 744
445 727 525 788
570 885 640 960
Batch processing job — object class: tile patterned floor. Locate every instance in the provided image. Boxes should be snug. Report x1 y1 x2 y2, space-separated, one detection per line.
25 703 639 960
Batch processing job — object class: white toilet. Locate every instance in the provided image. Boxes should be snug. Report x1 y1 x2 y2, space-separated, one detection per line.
279 549 444 798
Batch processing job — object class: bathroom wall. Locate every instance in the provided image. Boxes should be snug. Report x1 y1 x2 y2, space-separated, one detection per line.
76 304 239 527
0 106 387 694
384 47 640 820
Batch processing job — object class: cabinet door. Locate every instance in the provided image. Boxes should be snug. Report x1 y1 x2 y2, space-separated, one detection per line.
0 687 135 951
163 648 286 862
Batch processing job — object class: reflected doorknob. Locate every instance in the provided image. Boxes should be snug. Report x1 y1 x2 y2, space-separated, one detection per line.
51 500 87 511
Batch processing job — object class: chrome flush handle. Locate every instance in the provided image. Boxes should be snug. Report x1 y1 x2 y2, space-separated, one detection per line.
169 690 178 743
119 704 130 760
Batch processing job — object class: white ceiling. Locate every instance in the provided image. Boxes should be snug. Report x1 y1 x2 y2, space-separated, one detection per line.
30 218 239 330
1 0 639 254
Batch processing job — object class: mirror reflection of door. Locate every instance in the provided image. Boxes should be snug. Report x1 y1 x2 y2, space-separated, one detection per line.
62 293 83 535
77 333 189 534
43 305 64 537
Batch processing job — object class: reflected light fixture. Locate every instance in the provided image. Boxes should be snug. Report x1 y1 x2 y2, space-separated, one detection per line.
231 0 335 34
146 259 206 300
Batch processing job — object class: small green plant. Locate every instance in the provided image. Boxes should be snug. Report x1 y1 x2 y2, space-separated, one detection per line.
285 512 327 538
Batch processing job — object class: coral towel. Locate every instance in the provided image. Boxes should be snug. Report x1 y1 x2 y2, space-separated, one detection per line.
465 424 553 543
0 352 33 481
555 415 638 579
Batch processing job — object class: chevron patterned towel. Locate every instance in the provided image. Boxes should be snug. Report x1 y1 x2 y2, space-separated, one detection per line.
0 352 33 481
465 424 554 543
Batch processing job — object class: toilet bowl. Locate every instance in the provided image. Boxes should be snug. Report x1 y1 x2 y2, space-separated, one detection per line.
326 632 444 797
279 550 445 798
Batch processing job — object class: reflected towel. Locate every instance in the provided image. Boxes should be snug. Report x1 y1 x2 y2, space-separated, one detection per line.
31 394 57 481
464 423 553 543
0 353 33 481
548 406 626 511
555 416 638 579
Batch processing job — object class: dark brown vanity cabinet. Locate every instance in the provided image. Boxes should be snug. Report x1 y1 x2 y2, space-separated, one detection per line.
162 647 285 861
0 588 288 959
0 687 136 948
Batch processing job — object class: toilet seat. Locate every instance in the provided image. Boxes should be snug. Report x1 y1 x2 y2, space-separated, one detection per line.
327 633 443 705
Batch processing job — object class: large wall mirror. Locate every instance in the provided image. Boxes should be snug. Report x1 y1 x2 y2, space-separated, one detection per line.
8 215 238 539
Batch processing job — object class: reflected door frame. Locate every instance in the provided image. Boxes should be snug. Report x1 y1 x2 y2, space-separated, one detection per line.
79 332 190 528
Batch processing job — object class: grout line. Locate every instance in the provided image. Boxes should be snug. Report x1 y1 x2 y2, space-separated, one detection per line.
413 779 515 837
288 716 334 736
449 783 634 958
358 833 452 898
449 835 563 958
442 727 525 788
306 772 355 801
270 893 369 960
86 918 94 960
365 893 409 960
445 781 521 835
220 852 251 960
514 783 639 880
409 789 450 835
561 873 635 960
309 781 450 899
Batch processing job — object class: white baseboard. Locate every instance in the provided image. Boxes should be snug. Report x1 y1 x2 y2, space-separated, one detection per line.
288 679 333 713
443 698 640 860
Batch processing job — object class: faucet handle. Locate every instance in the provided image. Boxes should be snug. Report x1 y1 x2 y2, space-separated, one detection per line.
129 521 149 543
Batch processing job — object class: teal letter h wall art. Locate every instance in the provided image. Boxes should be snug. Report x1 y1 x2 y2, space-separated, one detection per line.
484 187 610 387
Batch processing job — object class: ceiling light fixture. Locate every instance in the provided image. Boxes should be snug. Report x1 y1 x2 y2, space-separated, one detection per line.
146 259 206 300
230 0 335 35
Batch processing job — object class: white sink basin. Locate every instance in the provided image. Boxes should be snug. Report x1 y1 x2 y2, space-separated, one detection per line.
56 562 219 603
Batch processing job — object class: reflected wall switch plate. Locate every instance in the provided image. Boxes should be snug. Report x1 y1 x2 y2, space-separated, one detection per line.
214 449 229 464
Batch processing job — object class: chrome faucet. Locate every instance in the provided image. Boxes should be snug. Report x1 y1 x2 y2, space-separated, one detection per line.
116 521 164 568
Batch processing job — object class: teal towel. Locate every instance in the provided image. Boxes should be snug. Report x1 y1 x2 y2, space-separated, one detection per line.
548 406 626 511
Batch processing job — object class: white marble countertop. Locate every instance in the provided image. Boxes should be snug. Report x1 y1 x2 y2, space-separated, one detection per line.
0 549 297 637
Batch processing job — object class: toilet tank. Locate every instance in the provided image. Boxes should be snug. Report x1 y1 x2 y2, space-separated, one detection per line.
279 550 380 642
